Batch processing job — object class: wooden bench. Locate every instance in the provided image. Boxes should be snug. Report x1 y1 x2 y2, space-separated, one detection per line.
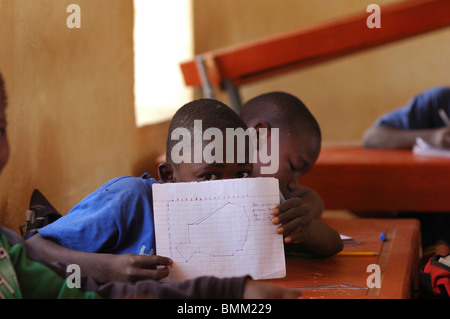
180 0 450 111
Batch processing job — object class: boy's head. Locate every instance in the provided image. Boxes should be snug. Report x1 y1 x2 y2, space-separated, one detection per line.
159 98 253 183
0 73 9 175
240 91 321 198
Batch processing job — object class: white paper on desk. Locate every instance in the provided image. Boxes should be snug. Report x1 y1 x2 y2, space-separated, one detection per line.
153 177 286 282
413 137 450 158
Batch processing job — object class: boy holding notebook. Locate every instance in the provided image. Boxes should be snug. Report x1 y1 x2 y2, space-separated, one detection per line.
28 98 256 283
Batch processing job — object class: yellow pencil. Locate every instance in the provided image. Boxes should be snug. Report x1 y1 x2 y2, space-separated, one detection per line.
337 251 379 256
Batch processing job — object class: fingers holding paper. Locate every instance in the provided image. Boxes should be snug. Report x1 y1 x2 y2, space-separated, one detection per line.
111 254 173 282
272 197 313 243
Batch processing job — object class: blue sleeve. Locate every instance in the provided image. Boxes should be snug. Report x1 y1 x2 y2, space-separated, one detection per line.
375 86 450 129
38 175 158 255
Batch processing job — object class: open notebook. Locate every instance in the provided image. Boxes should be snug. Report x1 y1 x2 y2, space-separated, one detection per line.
152 177 286 282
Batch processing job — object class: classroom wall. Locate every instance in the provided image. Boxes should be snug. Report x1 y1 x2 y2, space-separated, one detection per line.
192 0 450 142
0 0 168 231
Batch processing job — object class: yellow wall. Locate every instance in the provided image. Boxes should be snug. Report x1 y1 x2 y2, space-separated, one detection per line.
193 0 450 141
0 0 168 231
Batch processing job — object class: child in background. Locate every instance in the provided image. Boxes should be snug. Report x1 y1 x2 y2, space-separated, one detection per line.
363 86 450 149
240 91 343 257
362 86 450 257
0 79 300 298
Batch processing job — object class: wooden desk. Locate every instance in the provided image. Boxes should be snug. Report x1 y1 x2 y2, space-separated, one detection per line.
300 146 450 212
264 218 421 299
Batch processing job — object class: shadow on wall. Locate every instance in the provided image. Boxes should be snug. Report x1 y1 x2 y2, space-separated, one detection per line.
132 120 170 179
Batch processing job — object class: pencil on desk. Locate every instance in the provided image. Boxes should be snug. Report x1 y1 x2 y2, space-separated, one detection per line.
336 251 379 256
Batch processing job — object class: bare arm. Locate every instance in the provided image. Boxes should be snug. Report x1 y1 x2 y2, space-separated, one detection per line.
363 125 450 149
27 236 303 298
291 219 343 257
27 234 172 283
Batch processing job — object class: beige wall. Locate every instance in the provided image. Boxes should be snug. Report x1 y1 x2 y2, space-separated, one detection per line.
193 0 450 141
0 0 169 231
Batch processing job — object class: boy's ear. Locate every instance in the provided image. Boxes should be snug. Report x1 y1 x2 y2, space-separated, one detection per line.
158 163 175 182
254 121 271 137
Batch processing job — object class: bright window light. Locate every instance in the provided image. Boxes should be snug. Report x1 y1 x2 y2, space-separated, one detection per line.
133 0 193 126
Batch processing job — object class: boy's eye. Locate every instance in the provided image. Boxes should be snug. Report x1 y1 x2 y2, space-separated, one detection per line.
201 173 219 181
236 172 249 178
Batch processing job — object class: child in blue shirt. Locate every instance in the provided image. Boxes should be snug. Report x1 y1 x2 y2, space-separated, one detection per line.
38 173 159 256
363 86 450 149
28 98 255 284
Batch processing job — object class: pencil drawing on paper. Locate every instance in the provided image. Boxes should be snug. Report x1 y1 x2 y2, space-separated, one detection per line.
152 178 286 281
176 202 250 262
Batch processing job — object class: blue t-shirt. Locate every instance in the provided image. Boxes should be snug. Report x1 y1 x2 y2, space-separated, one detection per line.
39 173 158 256
375 86 450 129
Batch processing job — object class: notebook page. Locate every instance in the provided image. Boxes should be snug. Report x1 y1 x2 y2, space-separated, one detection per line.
153 177 286 282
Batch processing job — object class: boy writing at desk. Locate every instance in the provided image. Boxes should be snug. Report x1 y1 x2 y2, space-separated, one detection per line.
0 73 300 298
240 91 343 257
363 86 450 149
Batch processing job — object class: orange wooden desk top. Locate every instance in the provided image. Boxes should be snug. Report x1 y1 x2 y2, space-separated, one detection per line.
300 146 450 212
264 218 421 299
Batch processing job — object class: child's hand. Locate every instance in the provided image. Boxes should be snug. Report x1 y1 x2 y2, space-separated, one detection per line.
104 254 173 283
272 197 313 243
430 127 450 148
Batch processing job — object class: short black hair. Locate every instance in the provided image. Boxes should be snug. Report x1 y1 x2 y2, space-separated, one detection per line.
166 98 248 163
240 91 321 140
